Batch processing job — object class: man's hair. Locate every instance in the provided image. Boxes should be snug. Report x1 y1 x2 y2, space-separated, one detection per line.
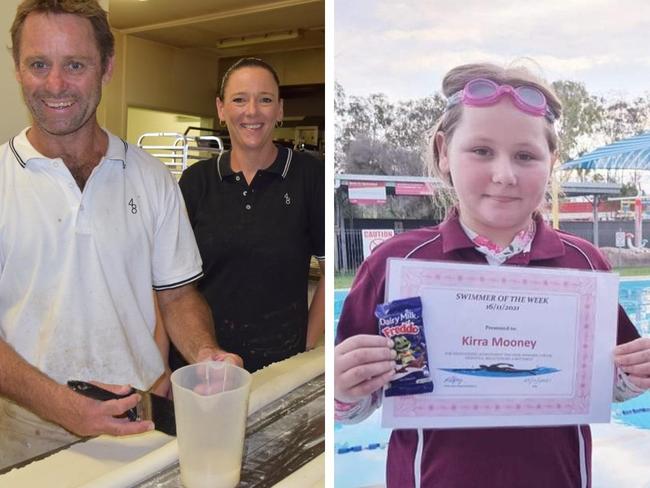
11 0 115 71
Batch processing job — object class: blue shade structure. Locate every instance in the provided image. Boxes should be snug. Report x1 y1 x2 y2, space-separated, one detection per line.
560 132 650 171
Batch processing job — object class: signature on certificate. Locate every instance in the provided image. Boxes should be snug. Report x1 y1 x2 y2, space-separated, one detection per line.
523 377 552 388
444 375 463 385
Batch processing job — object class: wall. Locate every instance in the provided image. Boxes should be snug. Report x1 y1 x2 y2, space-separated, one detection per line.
97 29 126 135
123 36 220 119
126 107 199 145
0 0 31 142
99 34 221 138
219 48 325 87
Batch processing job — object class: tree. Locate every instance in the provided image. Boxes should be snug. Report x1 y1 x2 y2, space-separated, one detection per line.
334 81 347 171
387 95 446 151
551 80 604 172
597 97 650 186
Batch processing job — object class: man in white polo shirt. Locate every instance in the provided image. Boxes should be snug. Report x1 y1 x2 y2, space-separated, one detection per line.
0 0 241 468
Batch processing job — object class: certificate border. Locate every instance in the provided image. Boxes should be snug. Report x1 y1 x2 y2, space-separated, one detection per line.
391 265 597 419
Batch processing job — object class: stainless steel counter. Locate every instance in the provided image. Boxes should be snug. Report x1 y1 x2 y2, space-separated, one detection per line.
135 374 324 487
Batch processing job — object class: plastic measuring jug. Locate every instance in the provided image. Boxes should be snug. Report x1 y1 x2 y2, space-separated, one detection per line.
171 361 252 488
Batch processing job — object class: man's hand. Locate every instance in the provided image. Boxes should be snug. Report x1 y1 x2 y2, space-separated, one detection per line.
196 347 244 368
61 382 154 437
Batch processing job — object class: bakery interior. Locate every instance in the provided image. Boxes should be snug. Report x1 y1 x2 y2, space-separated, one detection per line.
0 0 324 486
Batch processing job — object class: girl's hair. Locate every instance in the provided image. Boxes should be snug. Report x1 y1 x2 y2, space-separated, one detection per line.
428 62 563 191
219 57 281 99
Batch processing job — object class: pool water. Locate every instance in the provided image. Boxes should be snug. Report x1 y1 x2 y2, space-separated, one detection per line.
334 280 650 488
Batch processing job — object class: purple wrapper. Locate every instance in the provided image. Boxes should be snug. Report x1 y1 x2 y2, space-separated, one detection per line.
375 296 433 397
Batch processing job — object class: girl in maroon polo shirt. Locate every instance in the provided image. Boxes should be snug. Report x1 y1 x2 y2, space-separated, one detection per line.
335 62 650 488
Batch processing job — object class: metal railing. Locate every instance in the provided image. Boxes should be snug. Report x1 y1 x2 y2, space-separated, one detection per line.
137 132 225 179
335 229 365 274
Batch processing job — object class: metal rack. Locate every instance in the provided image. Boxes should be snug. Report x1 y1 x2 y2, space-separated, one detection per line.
137 130 226 178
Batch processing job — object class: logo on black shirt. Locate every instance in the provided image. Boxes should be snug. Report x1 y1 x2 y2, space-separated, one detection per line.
284 193 291 206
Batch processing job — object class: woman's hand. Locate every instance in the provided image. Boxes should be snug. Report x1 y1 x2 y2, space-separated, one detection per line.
335 334 396 404
615 337 650 389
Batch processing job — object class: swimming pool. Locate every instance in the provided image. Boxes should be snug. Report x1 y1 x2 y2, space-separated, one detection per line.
334 280 650 488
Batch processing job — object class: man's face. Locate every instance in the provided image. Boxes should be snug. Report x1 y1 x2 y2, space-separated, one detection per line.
15 12 112 137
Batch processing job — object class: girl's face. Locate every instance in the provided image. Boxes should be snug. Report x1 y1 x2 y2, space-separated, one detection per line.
437 98 556 245
216 66 283 152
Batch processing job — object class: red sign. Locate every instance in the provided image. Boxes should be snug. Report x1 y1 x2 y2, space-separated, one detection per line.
395 182 435 196
348 181 387 205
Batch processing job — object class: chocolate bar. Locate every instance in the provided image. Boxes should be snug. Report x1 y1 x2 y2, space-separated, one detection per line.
376 296 433 397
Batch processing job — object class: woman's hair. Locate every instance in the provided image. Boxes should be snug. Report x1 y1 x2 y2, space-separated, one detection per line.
428 62 563 191
11 0 114 73
219 57 281 99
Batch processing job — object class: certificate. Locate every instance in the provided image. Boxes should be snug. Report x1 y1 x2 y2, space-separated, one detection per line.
382 259 619 429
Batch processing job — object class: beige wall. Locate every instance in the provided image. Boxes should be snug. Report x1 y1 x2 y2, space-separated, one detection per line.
100 34 220 138
124 37 220 119
219 48 325 87
0 0 30 142
126 107 215 146
97 30 126 135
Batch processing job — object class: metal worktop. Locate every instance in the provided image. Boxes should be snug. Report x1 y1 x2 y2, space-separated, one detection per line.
136 374 325 487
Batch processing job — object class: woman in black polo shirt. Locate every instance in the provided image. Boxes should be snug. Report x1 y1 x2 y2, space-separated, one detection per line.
170 58 325 373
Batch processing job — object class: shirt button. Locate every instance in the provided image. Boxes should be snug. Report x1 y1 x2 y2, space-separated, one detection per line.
53 161 59 168
243 190 248 196
245 204 252 210
79 204 85 211
68 183 74 189
236 175 241 181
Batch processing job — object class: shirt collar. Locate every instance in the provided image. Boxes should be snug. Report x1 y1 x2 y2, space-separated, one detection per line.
438 208 477 254
10 127 127 169
217 145 293 181
438 207 566 262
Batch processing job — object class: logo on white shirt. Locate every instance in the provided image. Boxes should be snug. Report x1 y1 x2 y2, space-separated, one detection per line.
128 198 138 214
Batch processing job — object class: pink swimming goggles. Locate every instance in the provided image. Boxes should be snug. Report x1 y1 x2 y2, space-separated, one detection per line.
446 78 556 122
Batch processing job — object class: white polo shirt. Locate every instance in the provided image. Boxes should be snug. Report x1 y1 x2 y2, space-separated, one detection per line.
0 128 203 389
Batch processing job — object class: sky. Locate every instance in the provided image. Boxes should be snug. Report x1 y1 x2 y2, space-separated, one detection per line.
335 0 650 102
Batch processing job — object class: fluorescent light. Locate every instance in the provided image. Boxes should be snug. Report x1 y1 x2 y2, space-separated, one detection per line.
216 30 300 48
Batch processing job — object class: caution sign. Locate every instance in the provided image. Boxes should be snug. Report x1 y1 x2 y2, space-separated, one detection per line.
362 229 395 259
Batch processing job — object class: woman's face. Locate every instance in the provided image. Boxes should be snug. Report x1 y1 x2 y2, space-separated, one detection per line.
437 98 556 245
217 66 283 153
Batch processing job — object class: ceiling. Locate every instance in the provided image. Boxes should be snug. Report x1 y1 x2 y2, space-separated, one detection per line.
108 0 324 57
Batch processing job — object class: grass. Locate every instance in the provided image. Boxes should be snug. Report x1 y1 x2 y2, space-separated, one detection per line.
335 273 355 289
616 267 650 277
335 266 650 289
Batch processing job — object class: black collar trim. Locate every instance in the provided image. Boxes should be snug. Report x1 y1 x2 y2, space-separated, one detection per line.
9 137 26 168
9 135 128 170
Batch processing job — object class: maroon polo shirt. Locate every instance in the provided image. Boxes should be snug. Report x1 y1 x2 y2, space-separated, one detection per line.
337 210 638 488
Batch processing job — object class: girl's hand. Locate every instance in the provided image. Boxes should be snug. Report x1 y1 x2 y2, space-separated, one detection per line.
335 334 396 404
615 337 650 389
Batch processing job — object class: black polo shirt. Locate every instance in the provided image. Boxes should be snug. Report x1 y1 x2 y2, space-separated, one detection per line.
169 146 325 372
